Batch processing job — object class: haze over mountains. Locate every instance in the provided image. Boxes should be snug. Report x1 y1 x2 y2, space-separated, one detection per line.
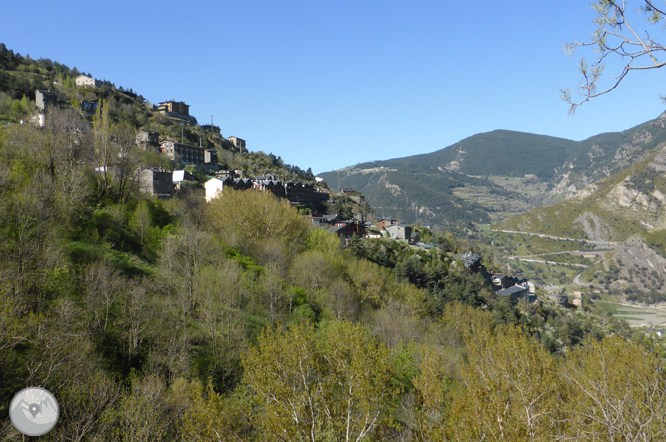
320 112 666 228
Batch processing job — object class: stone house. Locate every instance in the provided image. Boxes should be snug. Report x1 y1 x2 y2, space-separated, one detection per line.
497 285 531 303
136 131 159 152
172 170 196 190
138 168 173 197
160 141 217 169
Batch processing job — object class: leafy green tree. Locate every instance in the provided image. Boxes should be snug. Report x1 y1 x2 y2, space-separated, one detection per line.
206 189 310 257
242 321 400 441
180 379 252 441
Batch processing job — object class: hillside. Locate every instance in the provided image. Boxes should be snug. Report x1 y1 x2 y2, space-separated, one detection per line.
494 139 666 296
0 44 322 188
320 112 666 227
5 45 666 442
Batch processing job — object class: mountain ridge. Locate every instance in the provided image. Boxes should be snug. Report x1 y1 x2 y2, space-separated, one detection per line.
320 112 666 228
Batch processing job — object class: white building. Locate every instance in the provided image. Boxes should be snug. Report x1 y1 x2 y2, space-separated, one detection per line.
75 75 97 88
205 178 225 202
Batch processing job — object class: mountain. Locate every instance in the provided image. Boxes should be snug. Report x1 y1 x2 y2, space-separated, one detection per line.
495 138 666 295
319 113 666 228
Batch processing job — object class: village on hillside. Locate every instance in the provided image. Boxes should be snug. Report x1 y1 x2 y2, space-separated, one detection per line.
21 77 591 311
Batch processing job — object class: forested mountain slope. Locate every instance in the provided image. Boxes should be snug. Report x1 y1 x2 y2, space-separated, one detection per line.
320 112 666 226
2 46 666 441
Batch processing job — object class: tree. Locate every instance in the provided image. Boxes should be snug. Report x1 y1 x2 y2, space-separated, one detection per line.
562 0 666 113
448 326 566 441
242 321 399 441
159 227 219 313
180 379 251 441
560 335 666 441
93 100 112 197
206 189 310 257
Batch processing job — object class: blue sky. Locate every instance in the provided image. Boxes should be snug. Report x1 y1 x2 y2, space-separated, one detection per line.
3 1 665 174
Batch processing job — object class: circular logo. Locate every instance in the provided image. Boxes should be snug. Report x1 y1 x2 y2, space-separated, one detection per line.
9 387 59 436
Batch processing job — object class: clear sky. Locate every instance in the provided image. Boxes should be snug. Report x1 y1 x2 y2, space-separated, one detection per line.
2 1 665 174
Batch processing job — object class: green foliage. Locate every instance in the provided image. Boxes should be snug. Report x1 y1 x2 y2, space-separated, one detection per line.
2 43 666 442
242 321 400 441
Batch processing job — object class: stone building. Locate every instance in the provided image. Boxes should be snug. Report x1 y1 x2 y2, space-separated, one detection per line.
386 224 412 241
228 136 246 152
136 131 159 152
35 89 57 111
160 141 217 169
138 168 173 197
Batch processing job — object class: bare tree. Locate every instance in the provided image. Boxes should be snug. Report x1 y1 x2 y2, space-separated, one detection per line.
82 259 125 336
159 227 219 313
257 262 286 324
562 0 666 113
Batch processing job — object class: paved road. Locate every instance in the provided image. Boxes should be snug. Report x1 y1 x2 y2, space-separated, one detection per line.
489 229 619 247
508 257 589 268
573 273 589 286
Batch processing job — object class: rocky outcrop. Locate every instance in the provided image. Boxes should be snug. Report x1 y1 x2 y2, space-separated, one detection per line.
573 212 612 241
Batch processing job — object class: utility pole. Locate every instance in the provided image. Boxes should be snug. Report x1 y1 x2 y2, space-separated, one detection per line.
181 124 184 144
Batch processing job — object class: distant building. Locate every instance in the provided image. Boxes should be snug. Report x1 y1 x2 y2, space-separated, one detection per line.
285 182 329 206
309 213 341 225
138 168 173 197
205 178 225 202
376 218 397 231
172 170 196 190
491 274 526 291
386 224 412 241
232 178 253 190
81 100 98 113
497 285 531 303
75 75 97 88
158 100 190 116
254 177 286 198
158 100 197 124
328 221 366 241
204 149 218 171
253 177 328 206
228 136 246 152
459 252 482 271
160 141 217 168
35 89 57 111
136 131 159 152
